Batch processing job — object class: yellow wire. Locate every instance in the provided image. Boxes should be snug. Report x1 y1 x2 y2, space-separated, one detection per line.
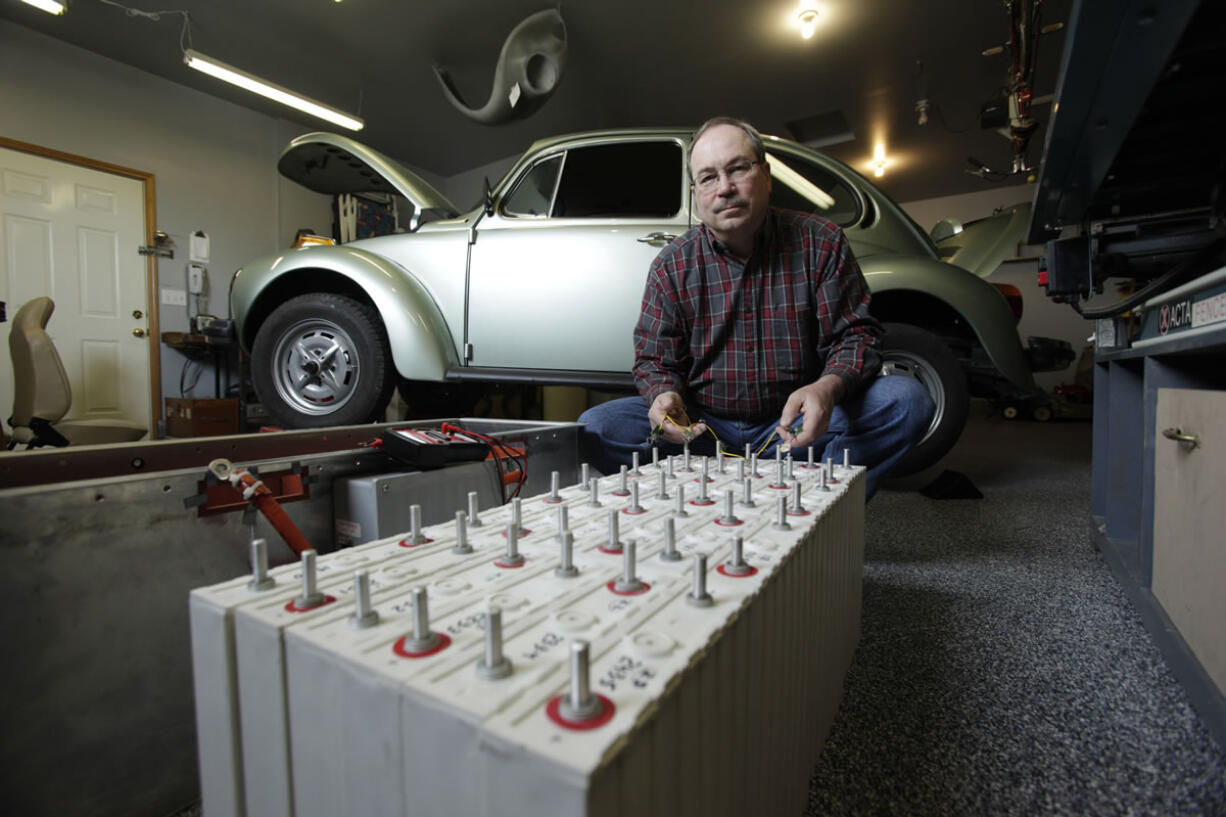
662 414 786 458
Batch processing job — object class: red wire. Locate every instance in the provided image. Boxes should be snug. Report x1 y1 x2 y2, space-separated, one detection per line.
229 470 313 556
441 422 528 502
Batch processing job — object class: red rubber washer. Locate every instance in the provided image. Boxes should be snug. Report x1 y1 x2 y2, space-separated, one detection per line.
546 694 616 730
393 632 452 658
607 579 651 596
494 557 527 569
714 518 744 527
717 564 759 578
399 536 433 548
283 594 337 613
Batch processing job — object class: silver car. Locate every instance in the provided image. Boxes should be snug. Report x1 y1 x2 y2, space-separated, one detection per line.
229 128 1049 474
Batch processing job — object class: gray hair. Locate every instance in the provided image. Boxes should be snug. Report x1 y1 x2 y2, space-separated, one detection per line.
688 116 767 175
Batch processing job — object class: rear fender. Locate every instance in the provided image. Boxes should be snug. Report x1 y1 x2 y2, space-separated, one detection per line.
231 246 457 381
861 256 1035 390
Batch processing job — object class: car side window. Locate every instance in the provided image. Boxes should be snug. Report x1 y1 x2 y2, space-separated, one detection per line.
765 150 861 228
502 155 564 217
550 142 682 218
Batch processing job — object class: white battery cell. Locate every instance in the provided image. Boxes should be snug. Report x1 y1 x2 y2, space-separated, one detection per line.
191 453 864 817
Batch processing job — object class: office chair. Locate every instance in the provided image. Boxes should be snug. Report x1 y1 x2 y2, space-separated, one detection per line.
7 296 147 449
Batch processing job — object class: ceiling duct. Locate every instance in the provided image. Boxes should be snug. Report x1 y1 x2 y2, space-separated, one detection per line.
432 8 568 126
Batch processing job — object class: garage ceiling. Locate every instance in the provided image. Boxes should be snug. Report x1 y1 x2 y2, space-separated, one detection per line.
0 0 1072 204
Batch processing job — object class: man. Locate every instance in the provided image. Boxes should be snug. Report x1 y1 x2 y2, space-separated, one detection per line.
578 117 933 499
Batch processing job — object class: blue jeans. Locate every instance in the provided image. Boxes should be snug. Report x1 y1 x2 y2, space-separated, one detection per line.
577 376 934 500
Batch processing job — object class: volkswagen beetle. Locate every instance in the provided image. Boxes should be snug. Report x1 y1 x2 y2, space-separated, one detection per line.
230 128 1053 474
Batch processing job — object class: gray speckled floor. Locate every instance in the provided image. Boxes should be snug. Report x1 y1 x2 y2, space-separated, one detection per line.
805 408 1226 817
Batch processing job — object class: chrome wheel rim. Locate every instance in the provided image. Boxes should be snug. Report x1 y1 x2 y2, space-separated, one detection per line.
881 351 945 444
271 319 361 416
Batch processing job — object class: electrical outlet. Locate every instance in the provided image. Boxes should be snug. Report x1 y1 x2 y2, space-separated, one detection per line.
162 288 188 306
188 264 206 295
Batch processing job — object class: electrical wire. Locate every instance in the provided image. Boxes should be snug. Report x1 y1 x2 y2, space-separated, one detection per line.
440 422 528 502
655 414 798 458
931 101 973 135
1072 238 1225 320
96 0 193 52
179 356 203 397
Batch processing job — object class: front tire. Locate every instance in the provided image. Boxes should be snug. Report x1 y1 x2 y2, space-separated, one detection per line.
251 293 395 428
878 322 970 476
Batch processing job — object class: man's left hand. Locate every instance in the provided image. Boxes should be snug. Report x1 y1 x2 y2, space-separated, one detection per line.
777 375 844 449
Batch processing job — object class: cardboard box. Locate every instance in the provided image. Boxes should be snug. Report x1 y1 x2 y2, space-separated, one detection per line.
165 398 239 437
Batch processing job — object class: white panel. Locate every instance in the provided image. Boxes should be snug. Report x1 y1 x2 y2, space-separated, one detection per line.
75 183 117 214
4 214 55 305
78 227 120 317
2 168 51 203
1153 388 1226 697
80 339 121 413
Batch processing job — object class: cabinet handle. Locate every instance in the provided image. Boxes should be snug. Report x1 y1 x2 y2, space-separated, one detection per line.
1161 427 1200 450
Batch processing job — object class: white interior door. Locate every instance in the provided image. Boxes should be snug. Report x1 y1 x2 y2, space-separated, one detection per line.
1 146 152 434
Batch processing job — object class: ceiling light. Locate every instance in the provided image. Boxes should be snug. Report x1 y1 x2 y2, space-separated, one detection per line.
21 0 65 14
183 49 364 131
767 155 836 210
795 0 820 39
871 143 889 177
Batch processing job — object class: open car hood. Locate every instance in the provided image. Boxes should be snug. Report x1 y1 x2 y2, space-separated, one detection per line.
277 132 459 229
934 201 1032 277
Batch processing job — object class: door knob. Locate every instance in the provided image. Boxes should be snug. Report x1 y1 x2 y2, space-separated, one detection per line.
133 328 147 338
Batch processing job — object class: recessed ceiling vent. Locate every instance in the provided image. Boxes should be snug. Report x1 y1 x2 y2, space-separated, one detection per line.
785 110 854 149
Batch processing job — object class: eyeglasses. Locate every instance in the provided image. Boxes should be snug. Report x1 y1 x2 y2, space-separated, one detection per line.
692 160 761 193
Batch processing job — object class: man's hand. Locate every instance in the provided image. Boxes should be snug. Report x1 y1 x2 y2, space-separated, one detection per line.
649 391 707 445
777 375 844 449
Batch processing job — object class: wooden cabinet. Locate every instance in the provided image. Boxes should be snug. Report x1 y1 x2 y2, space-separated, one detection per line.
1152 388 1226 698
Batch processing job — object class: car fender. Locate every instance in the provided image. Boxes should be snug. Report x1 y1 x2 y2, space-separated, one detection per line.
860 255 1035 390
231 245 458 381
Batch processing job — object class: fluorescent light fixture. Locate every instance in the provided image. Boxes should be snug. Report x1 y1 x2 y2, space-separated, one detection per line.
767 154 836 210
183 48 364 131
21 0 65 14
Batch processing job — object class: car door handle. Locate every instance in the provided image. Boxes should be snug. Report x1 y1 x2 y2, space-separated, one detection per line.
637 232 677 246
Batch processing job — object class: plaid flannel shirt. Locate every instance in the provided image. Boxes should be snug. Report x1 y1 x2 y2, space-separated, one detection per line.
633 208 882 420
